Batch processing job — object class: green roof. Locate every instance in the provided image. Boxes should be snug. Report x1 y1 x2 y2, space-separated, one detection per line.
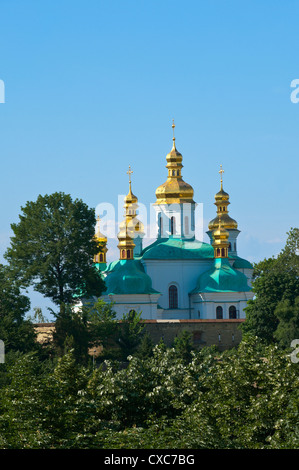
232 257 253 269
191 257 252 294
94 262 107 272
104 259 160 296
140 237 215 260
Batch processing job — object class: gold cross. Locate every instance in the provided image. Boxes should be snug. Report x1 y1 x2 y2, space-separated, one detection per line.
127 165 133 183
219 164 224 188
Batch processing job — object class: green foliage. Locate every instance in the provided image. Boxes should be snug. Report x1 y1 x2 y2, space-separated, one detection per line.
0 338 298 449
86 299 119 357
0 264 37 354
52 304 90 364
135 332 154 359
118 310 145 360
274 297 299 349
173 330 194 363
4 192 106 308
242 227 299 345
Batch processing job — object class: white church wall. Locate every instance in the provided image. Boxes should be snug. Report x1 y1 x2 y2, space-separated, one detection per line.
191 291 254 320
101 293 161 320
142 259 213 311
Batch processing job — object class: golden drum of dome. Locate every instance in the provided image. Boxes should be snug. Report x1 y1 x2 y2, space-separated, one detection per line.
212 222 230 246
155 132 195 205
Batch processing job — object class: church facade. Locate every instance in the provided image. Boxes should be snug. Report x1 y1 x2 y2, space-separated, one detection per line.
93 123 254 320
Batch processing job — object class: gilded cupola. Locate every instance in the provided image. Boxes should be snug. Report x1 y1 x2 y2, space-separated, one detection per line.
117 166 144 259
155 121 195 205
212 216 230 258
208 165 238 231
94 215 108 265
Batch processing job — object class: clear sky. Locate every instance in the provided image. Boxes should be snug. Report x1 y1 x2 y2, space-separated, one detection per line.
0 0 298 318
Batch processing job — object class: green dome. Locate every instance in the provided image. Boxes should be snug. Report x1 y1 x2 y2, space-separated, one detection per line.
141 237 214 260
104 259 160 295
191 258 251 294
232 257 253 269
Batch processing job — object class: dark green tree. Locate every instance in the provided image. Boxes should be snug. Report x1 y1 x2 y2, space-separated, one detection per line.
173 330 194 363
136 332 154 359
242 228 299 344
273 297 299 349
0 264 37 354
4 192 105 312
52 304 90 364
118 310 145 360
85 299 119 359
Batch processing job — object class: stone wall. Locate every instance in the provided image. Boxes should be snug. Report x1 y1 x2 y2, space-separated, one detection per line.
143 319 245 351
34 319 245 353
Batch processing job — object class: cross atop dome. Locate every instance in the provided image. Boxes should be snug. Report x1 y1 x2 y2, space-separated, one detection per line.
219 164 224 189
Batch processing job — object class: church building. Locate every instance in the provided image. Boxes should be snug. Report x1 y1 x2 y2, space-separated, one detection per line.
93 123 254 320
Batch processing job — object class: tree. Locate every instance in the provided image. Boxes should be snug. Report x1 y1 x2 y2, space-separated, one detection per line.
5 192 106 311
118 310 145 360
0 264 37 354
136 332 154 359
273 297 299 349
242 228 299 344
52 304 90 364
85 299 119 359
173 330 194 363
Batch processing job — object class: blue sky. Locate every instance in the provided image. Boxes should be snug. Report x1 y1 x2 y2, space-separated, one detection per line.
0 0 298 317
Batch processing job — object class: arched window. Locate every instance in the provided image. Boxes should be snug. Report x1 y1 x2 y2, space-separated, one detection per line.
169 285 178 309
216 306 223 319
229 305 237 319
99 253 103 262
127 249 131 259
170 216 176 235
121 249 126 259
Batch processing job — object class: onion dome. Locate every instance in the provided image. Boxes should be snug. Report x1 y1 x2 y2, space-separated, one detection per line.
104 259 160 295
191 257 252 294
155 121 195 205
117 166 144 260
208 165 238 231
93 215 108 265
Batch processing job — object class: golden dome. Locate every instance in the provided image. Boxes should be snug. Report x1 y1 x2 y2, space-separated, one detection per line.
117 168 144 260
208 165 238 231
155 122 195 205
94 216 108 264
209 212 238 231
